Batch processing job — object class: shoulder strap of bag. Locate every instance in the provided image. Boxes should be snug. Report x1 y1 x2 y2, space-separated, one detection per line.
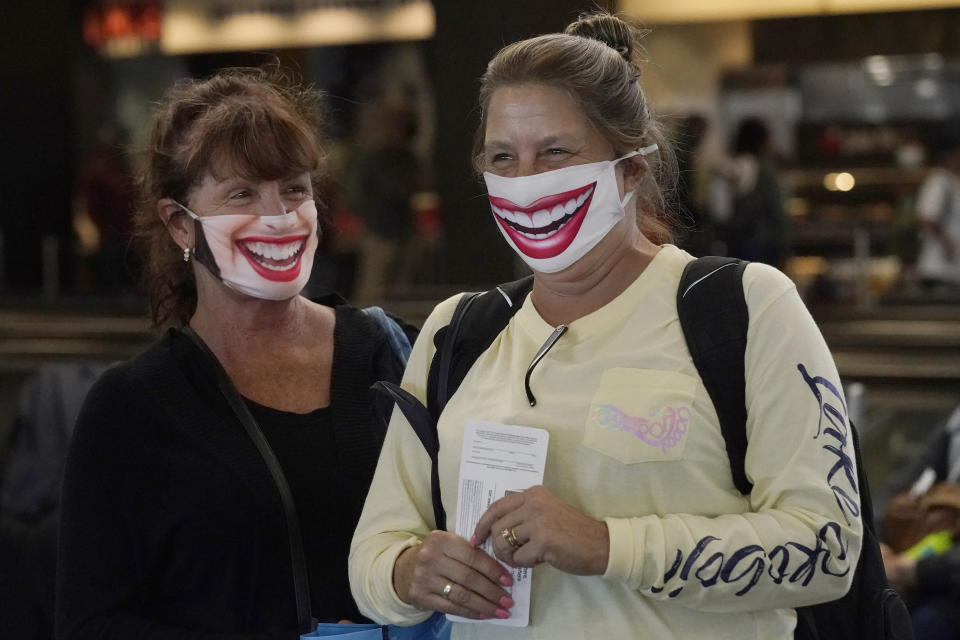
181 326 314 635
676 258 913 640
384 275 532 532
370 379 446 531
367 291 490 532
676 256 751 494
427 276 534 419
431 292 482 417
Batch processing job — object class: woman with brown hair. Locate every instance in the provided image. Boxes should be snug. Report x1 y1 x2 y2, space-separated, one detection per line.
56 67 410 639
350 12 861 639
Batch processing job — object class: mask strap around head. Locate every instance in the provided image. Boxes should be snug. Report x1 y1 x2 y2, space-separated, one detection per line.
611 143 658 168
172 201 300 221
168 201 201 256
173 201 200 221
614 145 658 208
638 143 659 156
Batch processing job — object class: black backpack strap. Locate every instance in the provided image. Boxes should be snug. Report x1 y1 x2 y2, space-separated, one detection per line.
433 292 482 416
677 256 751 495
427 276 534 418
368 294 483 532
677 257 914 640
369 380 446 531
408 276 534 529
369 278 533 532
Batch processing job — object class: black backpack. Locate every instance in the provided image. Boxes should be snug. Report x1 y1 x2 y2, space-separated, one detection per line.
373 256 913 640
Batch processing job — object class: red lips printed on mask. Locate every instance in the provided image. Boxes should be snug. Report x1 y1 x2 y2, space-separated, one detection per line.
488 182 596 259
236 235 308 282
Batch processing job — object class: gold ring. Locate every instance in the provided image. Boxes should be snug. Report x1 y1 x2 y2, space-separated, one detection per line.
501 527 522 550
442 582 454 598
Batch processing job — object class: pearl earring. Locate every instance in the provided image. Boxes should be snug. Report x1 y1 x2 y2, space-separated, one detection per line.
183 247 192 263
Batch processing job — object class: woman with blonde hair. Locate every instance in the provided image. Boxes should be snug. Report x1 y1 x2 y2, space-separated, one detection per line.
350 12 862 639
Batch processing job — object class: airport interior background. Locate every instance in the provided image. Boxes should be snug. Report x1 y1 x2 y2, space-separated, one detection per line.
1 0 960 637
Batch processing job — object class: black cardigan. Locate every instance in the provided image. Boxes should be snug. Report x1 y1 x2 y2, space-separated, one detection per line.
56 304 405 640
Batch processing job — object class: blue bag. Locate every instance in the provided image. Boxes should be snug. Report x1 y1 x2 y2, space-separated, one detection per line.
303 622 381 638
302 612 451 639
362 306 413 364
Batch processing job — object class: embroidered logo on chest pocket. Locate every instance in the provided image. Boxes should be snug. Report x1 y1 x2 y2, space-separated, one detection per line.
584 368 697 464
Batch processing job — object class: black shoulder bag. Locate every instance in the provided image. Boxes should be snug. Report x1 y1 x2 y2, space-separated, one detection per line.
181 326 315 635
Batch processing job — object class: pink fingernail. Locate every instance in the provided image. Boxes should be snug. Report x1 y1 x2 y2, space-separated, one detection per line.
495 609 510 619
469 534 477 547
499 574 513 586
499 596 514 608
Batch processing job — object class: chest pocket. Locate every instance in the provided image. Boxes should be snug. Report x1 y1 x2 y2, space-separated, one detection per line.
583 368 697 464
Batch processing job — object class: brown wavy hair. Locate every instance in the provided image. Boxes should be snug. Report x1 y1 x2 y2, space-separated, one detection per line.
134 66 328 328
473 11 678 244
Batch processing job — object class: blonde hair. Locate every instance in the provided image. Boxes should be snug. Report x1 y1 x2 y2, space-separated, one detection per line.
134 66 327 328
474 11 678 243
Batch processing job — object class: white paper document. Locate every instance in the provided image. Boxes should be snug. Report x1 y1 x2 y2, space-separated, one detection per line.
448 420 550 627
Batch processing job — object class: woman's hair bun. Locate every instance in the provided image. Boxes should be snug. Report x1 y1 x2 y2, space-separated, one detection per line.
564 11 645 70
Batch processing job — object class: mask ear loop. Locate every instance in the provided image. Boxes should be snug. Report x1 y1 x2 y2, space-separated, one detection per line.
615 147 656 208
173 201 201 221
175 201 300 218
169 200 199 258
637 143 659 156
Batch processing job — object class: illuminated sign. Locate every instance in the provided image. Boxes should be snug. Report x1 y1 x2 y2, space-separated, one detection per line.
83 2 163 57
83 0 435 57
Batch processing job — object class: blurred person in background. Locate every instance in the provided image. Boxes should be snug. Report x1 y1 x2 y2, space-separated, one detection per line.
350 11 863 639
348 97 422 304
56 67 411 639
674 113 711 256
709 117 789 268
72 125 137 293
0 361 110 640
880 402 960 640
914 125 960 294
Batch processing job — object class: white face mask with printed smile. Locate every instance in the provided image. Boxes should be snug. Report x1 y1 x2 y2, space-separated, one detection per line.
483 145 657 274
177 199 319 301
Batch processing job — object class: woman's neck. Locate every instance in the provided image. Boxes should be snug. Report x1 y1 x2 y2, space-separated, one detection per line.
531 229 661 327
188 281 316 360
188 283 336 413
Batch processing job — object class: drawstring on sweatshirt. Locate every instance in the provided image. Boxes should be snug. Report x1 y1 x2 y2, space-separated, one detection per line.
525 324 568 407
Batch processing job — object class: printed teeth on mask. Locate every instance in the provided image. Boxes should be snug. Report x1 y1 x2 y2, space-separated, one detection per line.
242 240 304 263
492 187 593 236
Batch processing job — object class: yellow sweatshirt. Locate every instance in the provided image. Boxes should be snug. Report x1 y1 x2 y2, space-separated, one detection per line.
349 245 862 640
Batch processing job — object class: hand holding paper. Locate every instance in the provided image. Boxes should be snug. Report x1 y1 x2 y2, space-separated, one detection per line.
392 530 512 621
472 485 610 576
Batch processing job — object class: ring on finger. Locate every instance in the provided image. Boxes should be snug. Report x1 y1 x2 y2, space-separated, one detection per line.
501 527 522 550
442 582 454 598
